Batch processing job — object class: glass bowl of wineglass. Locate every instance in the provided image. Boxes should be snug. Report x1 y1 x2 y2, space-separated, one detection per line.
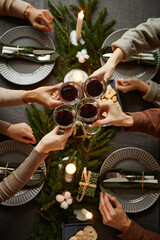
53 105 77 130
77 98 100 135
84 76 106 98
59 81 82 105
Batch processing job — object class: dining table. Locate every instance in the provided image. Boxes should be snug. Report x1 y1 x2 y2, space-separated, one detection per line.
0 0 160 239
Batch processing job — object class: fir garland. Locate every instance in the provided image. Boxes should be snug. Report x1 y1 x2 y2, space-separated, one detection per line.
25 1 117 239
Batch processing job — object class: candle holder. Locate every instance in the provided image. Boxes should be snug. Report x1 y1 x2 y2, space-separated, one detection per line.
74 208 93 221
64 69 88 84
65 163 76 182
70 30 85 46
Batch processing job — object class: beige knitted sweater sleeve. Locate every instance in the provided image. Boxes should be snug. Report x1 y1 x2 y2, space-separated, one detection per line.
0 149 47 203
0 0 30 19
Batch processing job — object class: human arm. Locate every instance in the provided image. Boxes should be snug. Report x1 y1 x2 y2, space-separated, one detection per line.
0 0 53 32
92 100 160 137
116 78 160 107
0 84 63 109
91 48 124 82
5 123 36 144
112 18 160 60
99 192 160 240
24 5 53 32
0 126 73 203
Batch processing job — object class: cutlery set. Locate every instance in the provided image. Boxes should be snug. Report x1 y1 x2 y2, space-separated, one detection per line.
2 46 55 61
103 171 158 184
103 52 155 61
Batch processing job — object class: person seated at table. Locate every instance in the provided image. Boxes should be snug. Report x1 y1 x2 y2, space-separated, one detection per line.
99 192 160 240
92 18 160 82
92 99 160 138
115 77 160 107
0 126 73 203
0 84 63 144
0 0 53 32
0 83 66 203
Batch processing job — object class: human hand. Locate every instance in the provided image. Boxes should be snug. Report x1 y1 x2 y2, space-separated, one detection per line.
92 99 133 127
5 123 36 144
22 83 63 109
99 192 131 232
24 5 53 32
91 48 124 82
35 126 73 154
115 78 149 93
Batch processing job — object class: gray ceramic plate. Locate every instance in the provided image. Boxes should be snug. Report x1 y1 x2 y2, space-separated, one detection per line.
0 26 55 85
0 140 46 206
101 28 160 81
100 147 160 213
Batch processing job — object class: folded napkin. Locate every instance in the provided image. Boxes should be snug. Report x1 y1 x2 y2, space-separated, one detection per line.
0 42 59 63
99 168 160 190
0 162 45 188
99 46 158 67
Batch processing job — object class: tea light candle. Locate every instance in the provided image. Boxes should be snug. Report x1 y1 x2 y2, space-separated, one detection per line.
65 163 76 182
81 208 93 219
76 10 84 40
72 70 83 84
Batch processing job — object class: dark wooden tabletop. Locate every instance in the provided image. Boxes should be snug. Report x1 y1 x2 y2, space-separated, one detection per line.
0 0 160 239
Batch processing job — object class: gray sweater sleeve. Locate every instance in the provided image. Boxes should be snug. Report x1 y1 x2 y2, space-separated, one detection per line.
0 87 26 107
0 149 47 203
112 18 160 59
142 80 160 107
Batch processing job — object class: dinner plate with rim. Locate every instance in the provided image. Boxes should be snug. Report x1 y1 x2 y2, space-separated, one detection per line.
100 28 160 82
0 140 46 206
100 147 160 213
0 26 55 85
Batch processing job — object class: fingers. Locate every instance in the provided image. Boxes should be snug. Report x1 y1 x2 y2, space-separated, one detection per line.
107 193 122 208
22 131 36 144
99 192 110 221
40 13 53 32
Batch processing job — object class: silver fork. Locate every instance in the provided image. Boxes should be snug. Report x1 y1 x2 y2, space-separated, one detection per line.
2 49 50 61
15 53 51 61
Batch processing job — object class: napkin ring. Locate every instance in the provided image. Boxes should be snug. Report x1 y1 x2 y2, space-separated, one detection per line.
16 45 19 58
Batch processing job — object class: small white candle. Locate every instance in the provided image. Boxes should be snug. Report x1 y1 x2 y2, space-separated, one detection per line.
65 163 76 182
72 70 83 84
76 10 84 40
81 208 93 219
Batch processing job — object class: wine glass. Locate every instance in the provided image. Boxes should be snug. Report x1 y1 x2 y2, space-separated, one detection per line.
59 81 82 105
84 76 106 98
53 105 77 130
77 98 100 135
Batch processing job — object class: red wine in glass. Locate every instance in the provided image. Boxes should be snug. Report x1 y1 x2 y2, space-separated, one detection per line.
86 80 103 97
61 84 78 102
80 103 98 124
84 76 106 98
55 110 74 127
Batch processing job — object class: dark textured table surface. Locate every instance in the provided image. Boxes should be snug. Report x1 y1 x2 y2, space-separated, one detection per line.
0 0 160 239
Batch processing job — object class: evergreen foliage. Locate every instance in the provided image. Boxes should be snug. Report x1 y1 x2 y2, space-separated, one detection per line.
25 0 117 238
48 0 115 81
25 103 116 239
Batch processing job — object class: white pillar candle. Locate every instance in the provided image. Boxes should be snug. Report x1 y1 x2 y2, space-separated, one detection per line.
81 208 93 219
76 10 84 40
65 163 76 182
72 70 83 84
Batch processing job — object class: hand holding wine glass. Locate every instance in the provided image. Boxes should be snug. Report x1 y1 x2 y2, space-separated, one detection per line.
59 81 82 105
77 98 100 135
53 104 77 130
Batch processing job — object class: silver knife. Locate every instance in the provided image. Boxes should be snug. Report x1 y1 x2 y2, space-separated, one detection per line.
103 178 158 183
